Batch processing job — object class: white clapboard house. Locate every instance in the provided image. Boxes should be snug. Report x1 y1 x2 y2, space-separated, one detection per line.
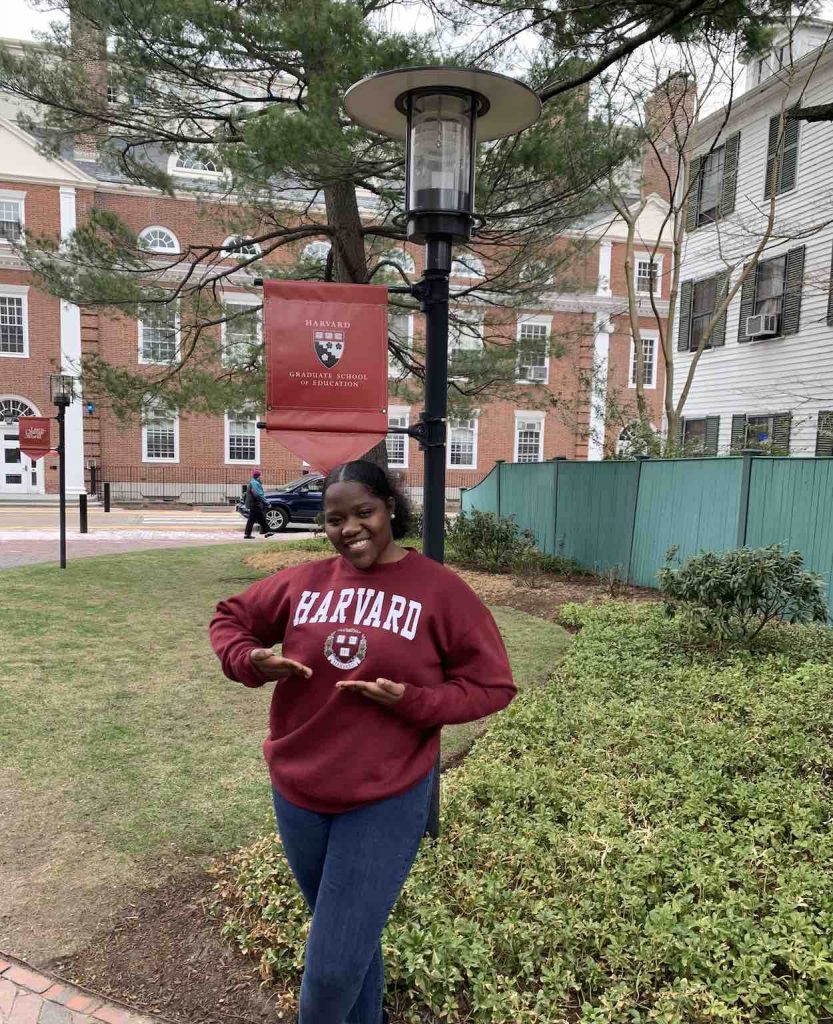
675 20 833 456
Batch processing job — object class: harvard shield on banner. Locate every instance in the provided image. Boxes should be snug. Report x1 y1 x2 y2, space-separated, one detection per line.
18 417 53 460
264 280 389 472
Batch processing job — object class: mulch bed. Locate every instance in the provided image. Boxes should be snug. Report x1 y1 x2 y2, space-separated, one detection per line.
48 548 655 1023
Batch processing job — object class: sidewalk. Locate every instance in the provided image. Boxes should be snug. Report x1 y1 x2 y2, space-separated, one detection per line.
0 954 160 1024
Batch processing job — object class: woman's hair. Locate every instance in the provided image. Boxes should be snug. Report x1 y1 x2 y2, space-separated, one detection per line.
322 461 412 540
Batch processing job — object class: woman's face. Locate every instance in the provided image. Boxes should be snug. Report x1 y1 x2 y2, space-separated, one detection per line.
324 481 396 569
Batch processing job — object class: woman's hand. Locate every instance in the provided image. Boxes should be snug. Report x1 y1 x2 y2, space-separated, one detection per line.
335 677 405 705
249 649 313 681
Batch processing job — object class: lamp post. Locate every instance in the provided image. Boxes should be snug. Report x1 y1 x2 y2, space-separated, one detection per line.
345 68 541 836
50 372 76 569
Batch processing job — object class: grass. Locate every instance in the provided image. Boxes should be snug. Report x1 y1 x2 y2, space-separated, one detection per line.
0 541 569 957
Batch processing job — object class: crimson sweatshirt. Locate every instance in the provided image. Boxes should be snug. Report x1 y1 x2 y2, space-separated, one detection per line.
209 549 516 812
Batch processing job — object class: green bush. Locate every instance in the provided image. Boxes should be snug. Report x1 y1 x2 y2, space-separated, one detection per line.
446 510 537 573
213 604 833 1023
659 544 829 646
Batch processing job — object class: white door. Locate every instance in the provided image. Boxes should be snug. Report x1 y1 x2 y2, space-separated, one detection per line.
1 426 38 493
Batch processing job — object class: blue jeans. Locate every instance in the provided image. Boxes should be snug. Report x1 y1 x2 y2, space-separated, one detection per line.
272 770 433 1024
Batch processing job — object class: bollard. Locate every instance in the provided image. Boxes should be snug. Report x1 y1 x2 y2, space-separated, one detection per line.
79 493 88 534
104 481 111 513
90 464 97 496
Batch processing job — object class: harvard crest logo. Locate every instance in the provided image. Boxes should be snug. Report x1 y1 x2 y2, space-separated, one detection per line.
324 628 367 670
313 329 345 368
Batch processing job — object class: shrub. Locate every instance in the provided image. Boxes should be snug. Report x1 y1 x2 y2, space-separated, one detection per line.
212 604 833 1023
445 510 536 573
659 544 828 646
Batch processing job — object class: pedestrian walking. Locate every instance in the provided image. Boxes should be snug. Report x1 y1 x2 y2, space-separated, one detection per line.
243 468 274 539
210 460 516 1024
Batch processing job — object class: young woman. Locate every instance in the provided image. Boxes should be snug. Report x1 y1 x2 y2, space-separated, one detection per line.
210 460 515 1024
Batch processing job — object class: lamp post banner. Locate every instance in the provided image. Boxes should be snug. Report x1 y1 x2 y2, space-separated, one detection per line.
18 417 53 460
264 280 390 472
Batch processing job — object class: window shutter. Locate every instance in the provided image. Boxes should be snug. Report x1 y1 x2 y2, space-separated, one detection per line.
686 155 703 231
731 414 747 452
816 411 833 457
737 265 757 343
827 243 833 327
764 116 780 199
677 279 693 352
710 271 730 347
780 116 799 193
781 245 805 335
704 416 720 455
772 412 791 454
719 133 740 217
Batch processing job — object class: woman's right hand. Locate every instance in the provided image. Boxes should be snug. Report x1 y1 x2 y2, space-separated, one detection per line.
249 649 313 681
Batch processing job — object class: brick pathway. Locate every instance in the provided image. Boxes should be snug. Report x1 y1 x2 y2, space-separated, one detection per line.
0 956 162 1024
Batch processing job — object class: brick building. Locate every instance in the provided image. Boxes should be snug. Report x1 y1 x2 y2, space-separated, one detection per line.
0 35 672 502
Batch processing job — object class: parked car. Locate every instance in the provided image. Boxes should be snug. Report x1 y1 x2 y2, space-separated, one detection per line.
236 474 325 532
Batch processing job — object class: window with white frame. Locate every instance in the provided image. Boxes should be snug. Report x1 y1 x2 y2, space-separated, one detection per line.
388 313 412 378
139 302 179 364
142 405 178 461
222 235 261 258
629 334 657 388
222 300 261 365
225 410 259 463
0 192 25 244
451 254 485 278
448 417 478 468
449 310 484 351
514 412 544 463
301 240 331 265
0 291 28 357
170 150 222 176
635 255 661 295
516 318 550 382
138 226 179 254
386 407 409 468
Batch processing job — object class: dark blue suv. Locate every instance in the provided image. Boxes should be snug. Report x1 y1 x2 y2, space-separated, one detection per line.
236 474 324 532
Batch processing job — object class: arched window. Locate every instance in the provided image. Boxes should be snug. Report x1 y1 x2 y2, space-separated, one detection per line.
301 240 331 264
170 150 222 176
222 235 262 259
138 226 179 254
0 396 38 424
451 254 485 278
616 422 656 458
382 248 415 274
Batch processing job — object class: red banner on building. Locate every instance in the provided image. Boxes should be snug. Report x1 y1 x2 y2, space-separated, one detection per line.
264 280 390 473
18 417 53 460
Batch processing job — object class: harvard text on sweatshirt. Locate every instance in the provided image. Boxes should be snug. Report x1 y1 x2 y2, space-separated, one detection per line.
209 549 516 812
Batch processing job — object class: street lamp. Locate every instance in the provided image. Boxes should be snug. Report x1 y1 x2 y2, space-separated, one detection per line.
344 68 541 835
50 372 76 569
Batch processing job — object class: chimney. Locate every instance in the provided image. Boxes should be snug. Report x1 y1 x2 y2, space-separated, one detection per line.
641 72 697 203
70 9 107 163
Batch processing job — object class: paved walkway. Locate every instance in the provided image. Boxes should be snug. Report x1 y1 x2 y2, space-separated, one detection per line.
0 506 313 569
0 955 160 1024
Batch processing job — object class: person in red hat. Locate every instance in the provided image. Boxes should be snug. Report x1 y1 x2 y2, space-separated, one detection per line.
243 469 274 539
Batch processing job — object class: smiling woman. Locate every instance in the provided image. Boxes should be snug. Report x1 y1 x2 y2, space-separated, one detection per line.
209 457 517 1024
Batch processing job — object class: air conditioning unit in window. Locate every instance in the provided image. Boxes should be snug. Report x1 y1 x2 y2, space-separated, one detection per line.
527 365 548 382
746 314 779 337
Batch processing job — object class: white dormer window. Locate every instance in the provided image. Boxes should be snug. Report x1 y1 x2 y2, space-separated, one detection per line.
635 255 662 296
0 191 25 244
301 240 331 265
138 226 180 254
170 150 222 177
451 254 485 278
222 235 262 259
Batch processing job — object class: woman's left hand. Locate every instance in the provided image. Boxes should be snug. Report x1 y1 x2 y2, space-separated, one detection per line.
335 677 405 705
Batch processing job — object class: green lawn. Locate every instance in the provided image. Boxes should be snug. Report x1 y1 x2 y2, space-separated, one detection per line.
0 543 569 959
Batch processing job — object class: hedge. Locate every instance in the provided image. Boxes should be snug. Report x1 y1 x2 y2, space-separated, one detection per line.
212 604 833 1023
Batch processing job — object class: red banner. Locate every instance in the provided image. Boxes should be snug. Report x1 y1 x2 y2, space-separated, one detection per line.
18 417 53 460
264 280 390 473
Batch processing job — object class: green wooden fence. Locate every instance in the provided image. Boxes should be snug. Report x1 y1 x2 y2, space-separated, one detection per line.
461 454 833 604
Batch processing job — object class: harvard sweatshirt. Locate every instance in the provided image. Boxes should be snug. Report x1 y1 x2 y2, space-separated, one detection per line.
209 549 516 812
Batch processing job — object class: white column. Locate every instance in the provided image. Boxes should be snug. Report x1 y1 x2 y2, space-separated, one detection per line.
596 240 613 297
59 186 86 495
588 316 612 461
